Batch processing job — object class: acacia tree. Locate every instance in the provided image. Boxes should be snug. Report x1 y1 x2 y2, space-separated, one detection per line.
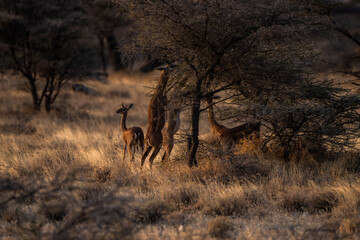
0 0 98 112
208 1 360 160
125 0 360 165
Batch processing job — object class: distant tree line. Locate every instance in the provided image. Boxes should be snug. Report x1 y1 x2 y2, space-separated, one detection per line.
0 0 129 112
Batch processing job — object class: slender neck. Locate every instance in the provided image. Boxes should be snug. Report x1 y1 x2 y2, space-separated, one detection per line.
155 69 169 95
120 112 127 131
206 99 219 128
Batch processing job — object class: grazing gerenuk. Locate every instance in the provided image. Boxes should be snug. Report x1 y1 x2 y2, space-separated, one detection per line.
206 96 260 149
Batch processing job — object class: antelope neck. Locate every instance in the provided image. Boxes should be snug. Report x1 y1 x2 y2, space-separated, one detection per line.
207 100 221 129
121 112 128 131
155 70 169 94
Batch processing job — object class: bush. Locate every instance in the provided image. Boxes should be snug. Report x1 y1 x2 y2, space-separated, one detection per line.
248 81 360 161
130 198 173 224
281 189 337 214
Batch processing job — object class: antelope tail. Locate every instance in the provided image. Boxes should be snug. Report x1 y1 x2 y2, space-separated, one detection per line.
139 131 145 154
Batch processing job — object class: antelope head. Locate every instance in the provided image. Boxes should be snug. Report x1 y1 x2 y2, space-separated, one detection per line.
205 95 221 104
116 103 133 114
212 95 221 100
156 62 177 71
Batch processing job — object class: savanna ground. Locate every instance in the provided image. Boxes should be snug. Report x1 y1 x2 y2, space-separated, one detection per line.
1 73 360 239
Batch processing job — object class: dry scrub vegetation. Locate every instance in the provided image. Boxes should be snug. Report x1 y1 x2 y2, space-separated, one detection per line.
1 74 360 239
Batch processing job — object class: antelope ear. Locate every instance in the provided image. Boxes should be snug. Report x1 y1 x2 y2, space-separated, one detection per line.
128 103 133 109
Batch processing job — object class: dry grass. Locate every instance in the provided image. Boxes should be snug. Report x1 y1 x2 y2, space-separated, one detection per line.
1 73 360 239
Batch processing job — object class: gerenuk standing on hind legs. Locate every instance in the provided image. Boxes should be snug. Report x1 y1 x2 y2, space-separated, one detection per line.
141 64 175 169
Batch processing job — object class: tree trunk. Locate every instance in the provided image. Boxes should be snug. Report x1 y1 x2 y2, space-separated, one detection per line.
33 102 41 111
45 96 52 113
29 78 41 111
106 34 124 71
187 97 200 167
32 98 41 111
281 141 291 162
187 76 202 167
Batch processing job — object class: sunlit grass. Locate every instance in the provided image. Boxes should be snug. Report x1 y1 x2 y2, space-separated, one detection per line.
1 73 360 239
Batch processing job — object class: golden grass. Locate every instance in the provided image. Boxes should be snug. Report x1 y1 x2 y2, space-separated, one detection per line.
1 73 360 239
